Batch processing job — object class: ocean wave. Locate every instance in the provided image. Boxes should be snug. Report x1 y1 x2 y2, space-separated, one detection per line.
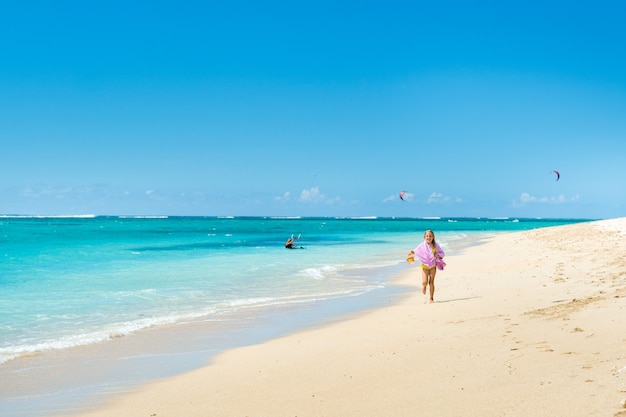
298 265 338 280
0 315 183 365
0 287 383 365
118 215 169 219
224 297 276 307
219 287 383 311
0 214 96 218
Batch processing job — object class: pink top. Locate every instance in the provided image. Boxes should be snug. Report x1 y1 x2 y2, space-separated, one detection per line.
414 241 446 270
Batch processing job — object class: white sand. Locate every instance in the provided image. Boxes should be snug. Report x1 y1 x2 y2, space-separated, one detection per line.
65 218 626 417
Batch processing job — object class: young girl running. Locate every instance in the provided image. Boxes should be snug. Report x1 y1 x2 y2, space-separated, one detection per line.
407 230 445 303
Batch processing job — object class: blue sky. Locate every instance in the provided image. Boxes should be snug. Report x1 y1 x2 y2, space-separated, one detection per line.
1 1 625 218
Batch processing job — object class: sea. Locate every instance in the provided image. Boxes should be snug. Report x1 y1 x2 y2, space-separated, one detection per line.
0 215 591 417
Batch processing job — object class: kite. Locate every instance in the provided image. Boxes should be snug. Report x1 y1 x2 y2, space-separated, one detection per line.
399 191 406 201
551 170 560 181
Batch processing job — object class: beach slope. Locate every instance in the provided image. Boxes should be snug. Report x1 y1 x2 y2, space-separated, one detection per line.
66 218 626 417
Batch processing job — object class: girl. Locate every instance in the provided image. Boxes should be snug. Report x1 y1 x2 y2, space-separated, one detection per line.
407 230 445 303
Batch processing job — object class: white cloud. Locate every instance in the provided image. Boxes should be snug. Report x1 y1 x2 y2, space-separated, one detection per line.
515 192 580 206
19 185 78 199
275 187 341 206
275 191 291 202
426 192 462 204
299 186 325 203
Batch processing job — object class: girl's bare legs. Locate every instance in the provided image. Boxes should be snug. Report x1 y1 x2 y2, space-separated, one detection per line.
422 267 437 302
428 268 437 302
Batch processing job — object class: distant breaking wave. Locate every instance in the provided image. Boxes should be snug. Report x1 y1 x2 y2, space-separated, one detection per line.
117 215 169 219
0 214 96 218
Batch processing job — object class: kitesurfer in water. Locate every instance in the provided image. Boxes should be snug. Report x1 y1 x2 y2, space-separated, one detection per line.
285 234 304 249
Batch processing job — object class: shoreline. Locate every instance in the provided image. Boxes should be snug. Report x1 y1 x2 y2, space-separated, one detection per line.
59 218 626 417
0 264 414 417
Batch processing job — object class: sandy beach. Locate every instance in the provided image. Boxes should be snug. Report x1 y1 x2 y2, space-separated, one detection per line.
63 218 626 417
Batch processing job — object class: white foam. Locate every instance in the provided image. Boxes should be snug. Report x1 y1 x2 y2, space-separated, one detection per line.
0 214 96 218
299 265 338 280
118 215 168 219
0 310 220 365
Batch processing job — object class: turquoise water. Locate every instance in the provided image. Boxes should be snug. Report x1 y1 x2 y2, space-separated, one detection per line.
0 215 590 366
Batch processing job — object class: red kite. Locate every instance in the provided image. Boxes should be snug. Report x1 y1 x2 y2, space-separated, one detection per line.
551 170 560 181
